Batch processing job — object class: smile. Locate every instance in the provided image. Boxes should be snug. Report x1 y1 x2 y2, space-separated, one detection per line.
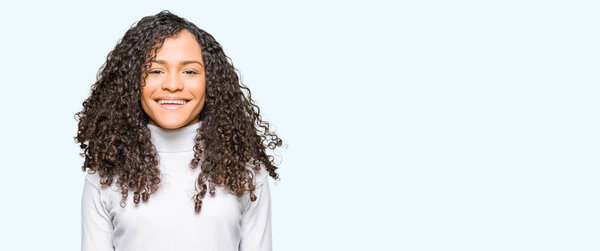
157 100 188 105
155 99 190 110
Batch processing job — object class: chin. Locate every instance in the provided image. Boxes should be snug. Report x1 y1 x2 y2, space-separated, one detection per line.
153 119 191 129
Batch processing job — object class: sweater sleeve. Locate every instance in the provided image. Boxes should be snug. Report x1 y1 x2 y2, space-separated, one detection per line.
239 170 272 251
81 175 115 251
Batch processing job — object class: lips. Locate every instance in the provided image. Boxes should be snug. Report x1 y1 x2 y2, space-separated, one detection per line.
154 97 191 109
154 96 191 103
157 99 188 105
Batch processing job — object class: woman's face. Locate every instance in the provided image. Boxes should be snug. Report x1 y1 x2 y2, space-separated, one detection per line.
141 29 206 129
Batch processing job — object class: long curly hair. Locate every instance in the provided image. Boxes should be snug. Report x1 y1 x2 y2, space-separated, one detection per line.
75 10 282 213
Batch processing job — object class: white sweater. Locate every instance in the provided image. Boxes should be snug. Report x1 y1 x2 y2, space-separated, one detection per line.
81 121 272 251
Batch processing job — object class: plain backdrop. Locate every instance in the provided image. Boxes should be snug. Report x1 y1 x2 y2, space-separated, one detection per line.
0 0 598 250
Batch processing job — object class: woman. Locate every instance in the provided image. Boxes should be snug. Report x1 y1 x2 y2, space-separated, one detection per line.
75 10 282 251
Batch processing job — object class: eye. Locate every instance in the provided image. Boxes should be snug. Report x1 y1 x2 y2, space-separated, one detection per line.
184 70 198 75
148 70 163 74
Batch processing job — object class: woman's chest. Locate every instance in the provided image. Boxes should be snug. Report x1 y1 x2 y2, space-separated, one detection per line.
104 152 246 237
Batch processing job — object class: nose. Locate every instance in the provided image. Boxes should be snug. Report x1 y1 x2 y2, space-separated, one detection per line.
161 70 183 92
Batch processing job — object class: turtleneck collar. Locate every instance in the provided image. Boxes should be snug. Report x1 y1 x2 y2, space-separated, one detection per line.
147 121 201 153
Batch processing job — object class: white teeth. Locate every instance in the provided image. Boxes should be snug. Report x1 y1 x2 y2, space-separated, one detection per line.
158 100 187 105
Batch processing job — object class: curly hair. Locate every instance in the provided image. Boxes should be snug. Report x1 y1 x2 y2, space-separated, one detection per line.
75 10 282 213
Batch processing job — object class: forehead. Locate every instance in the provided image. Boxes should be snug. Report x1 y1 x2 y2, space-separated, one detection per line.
151 30 203 61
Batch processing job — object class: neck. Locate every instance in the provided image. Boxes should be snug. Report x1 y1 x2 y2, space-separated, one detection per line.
147 121 201 153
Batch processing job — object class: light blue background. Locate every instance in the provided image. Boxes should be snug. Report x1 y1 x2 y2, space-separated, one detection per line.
0 0 598 250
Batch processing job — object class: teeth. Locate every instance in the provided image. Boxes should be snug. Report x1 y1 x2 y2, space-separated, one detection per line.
158 100 187 105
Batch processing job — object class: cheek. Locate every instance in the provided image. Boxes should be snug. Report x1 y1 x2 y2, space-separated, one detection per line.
142 87 150 99
191 80 207 98
140 85 156 111
140 89 150 104
141 80 157 99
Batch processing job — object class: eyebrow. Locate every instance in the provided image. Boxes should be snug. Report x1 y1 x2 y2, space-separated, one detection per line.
152 59 204 67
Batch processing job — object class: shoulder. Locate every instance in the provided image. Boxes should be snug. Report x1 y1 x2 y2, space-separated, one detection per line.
84 171 114 191
84 172 102 190
246 161 269 188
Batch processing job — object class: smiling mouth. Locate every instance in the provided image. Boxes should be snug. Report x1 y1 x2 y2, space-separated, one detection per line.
157 100 188 105
155 99 190 109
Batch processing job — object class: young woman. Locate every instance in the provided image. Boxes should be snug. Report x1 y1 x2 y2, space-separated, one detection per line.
75 10 282 251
